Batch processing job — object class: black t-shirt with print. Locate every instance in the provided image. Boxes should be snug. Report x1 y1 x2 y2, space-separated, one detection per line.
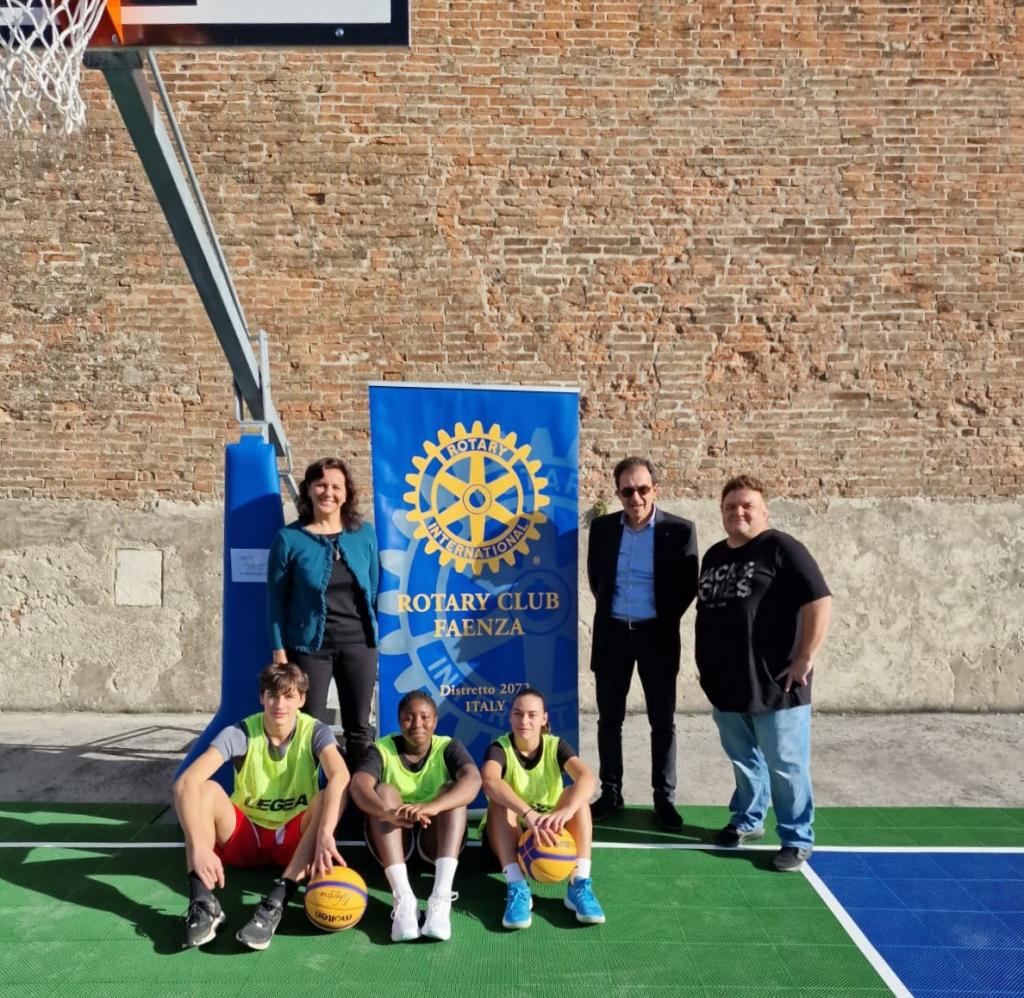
695 529 830 713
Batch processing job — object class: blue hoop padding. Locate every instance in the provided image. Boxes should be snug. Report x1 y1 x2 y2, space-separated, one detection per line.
174 433 284 790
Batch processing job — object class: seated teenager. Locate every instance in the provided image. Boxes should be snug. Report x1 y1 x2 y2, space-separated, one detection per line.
481 686 605 928
173 661 349 950
349 690 481 943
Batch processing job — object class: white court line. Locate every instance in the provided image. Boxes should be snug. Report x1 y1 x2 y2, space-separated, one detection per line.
1 840 1022 852
801 862 913 998
1 842 185 849
593 843 1024 854
806 845 1024 854
0 840 368 850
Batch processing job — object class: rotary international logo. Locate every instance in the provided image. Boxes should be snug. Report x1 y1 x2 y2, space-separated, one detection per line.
403 421 549 575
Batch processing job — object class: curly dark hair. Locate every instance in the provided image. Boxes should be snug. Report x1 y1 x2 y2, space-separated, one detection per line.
397 689 437 718
296 457 362 530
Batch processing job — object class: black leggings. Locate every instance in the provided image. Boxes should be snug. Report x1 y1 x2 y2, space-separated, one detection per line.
289 643 378 768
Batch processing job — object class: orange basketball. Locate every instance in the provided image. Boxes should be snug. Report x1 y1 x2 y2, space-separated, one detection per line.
516 826 578 884
304 866 368 932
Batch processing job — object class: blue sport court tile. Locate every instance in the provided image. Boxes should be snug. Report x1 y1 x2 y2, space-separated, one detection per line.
917 909 1024 950
915 993 1024 998
814 851 1024 998
877 946 977 991
847 907 942 946
995 909 1024 944
892 877 983 911
930 852 1024 881
808 851 874 877
953 947 1024 991
817 875 907 909
962 878 1024 913
862 852 948 879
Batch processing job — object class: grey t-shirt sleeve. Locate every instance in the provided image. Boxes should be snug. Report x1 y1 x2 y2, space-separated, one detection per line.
311 721 337 764
209 723 248 764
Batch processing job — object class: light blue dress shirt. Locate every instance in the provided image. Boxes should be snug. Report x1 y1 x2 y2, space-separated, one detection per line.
611 509 657 621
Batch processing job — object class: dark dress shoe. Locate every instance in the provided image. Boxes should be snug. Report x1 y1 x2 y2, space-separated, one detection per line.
591 794 624 821
654 799 683 830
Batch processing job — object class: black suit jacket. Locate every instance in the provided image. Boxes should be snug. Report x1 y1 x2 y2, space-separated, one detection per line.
587 508 699 672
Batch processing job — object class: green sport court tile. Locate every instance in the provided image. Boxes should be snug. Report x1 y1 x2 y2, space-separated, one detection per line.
776 942 894 989
0 842 894 998
675 905 774 945
0 987 58 998
758 906 853 946
6 804 1022 997
0 803 178 843
737 874 825 910
570 941 702 988
591 804 1024 849
881 806 1024 828
812 806 1024 847
702 990 893 997
589 805 729 846
689 942 797 989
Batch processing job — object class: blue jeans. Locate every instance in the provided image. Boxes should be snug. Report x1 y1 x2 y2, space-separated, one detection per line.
712 705 814 849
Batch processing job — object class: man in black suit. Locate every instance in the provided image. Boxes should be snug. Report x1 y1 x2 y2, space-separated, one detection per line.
587 456 699 829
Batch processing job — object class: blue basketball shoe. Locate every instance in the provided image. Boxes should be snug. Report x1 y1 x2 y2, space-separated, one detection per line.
565 877 605 924
502 879 533 930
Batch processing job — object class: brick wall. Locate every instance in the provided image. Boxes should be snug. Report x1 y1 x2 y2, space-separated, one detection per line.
2 1 1023 505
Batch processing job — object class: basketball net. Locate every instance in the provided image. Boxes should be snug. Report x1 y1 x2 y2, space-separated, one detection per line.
0 0 110 135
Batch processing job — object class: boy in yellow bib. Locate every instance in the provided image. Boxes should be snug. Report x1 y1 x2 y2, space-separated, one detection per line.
173 662 350 950
350 690 481 942
481 687 606 928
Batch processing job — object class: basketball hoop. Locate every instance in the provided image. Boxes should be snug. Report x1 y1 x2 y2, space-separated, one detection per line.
0 0 112 135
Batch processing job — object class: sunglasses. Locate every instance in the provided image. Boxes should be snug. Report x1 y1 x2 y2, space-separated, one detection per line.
618 484 653 499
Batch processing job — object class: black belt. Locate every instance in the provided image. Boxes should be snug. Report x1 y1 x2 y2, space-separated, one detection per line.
611 617 657 631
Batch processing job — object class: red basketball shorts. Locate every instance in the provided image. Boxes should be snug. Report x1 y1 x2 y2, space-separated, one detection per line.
215 805 305 868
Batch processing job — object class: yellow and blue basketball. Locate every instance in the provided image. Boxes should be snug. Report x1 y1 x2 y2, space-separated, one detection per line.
516 826 577 883
304 865 368 932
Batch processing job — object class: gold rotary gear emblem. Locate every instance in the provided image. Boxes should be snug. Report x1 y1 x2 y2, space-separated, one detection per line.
403 421 549 575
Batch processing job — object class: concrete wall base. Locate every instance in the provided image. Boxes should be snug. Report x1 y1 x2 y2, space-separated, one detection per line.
2 496 1021 712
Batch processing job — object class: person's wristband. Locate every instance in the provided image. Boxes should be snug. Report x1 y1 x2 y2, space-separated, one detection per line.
523 807 534 819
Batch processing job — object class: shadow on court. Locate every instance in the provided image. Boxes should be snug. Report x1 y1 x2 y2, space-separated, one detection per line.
0 724 204 806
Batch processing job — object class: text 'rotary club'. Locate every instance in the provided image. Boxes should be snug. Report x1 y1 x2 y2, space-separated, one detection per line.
395 590 561 637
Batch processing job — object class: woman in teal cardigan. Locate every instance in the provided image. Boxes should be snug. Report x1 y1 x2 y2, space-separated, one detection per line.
267 457 380 766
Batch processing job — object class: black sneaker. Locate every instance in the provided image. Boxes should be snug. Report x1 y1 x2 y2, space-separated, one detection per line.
236 896 285 951
183 897 226 949
591 794 624 822
714 824 765 847
653 799 683 831
771 846 812 872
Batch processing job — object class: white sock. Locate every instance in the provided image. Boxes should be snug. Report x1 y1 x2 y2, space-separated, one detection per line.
432 856 458 897
503 862 526 884
385 863 413 899
572 858 592 882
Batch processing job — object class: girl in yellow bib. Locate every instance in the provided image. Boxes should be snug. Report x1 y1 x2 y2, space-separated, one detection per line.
481 687 605 928
350 690 481 943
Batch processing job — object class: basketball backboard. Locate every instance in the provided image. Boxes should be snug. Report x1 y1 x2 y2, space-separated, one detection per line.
89 0 409 48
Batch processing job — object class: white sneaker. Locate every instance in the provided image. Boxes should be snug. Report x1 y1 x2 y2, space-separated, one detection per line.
390 892 420 942
421 891 458 941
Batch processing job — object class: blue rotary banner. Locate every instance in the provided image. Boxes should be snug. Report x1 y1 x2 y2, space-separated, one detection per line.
369 383 580 761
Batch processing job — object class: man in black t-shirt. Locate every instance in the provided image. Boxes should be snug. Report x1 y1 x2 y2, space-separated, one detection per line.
695 475 832 872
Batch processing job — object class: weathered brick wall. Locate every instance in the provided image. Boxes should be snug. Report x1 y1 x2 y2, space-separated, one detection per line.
2 1 1022 507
